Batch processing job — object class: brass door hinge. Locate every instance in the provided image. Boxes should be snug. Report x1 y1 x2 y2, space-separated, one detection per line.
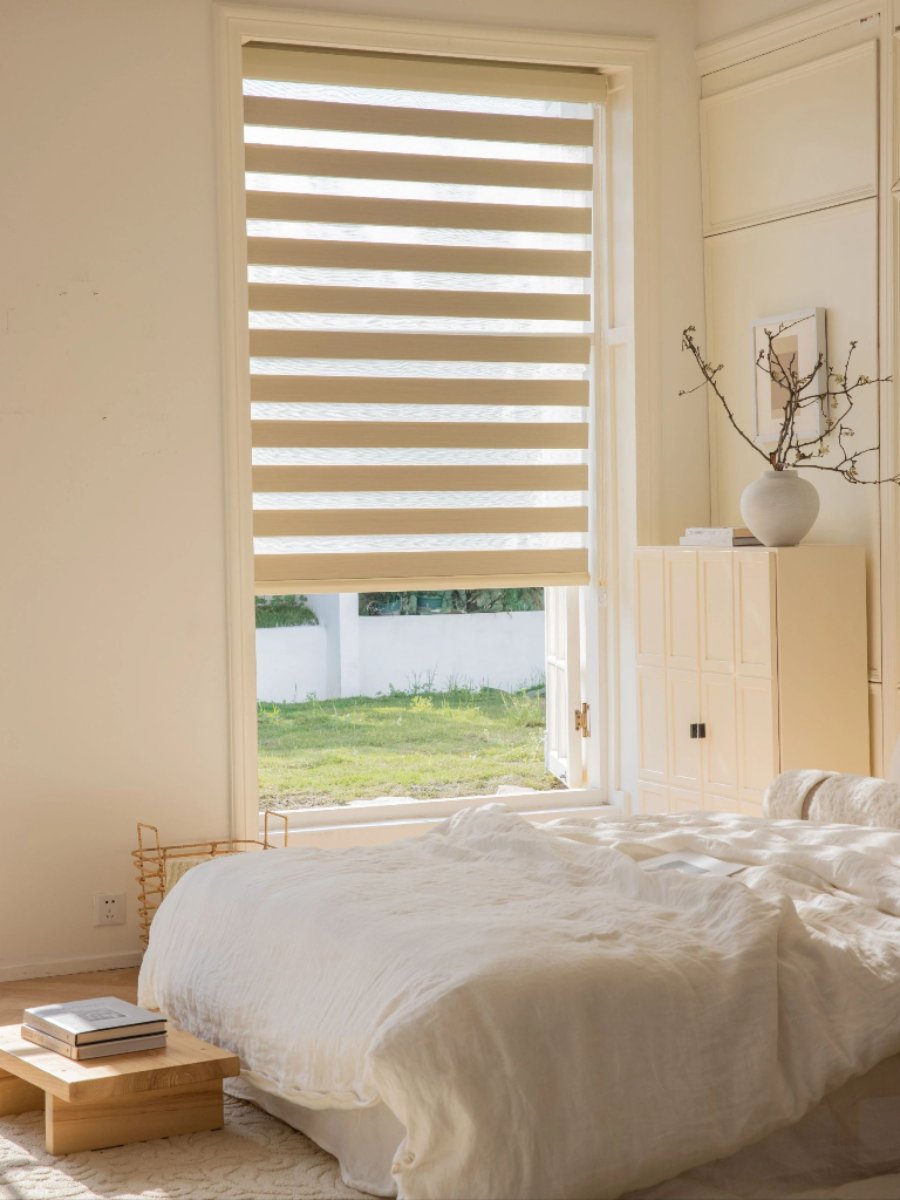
574 701 590 738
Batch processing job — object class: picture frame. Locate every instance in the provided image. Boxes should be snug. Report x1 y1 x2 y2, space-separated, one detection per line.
751 307 827 446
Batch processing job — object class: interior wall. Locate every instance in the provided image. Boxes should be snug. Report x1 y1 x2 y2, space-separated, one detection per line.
697 6 896 773
0 0 707 976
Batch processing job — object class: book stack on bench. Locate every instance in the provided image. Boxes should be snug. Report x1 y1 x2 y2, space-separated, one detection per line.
21 996 167 1060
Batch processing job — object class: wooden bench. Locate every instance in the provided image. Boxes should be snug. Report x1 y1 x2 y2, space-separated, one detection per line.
0 1024 240 1154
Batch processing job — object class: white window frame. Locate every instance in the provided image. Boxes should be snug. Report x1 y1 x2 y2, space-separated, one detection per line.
214 3 660 843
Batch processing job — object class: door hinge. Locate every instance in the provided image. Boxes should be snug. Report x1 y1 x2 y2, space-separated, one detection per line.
574 701 590 738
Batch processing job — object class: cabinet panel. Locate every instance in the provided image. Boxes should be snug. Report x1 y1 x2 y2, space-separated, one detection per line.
699 551 734 674
667 669 702 790
635 551 665 667
702 674 738 799
637 667 667 783
734 551 775 678
737 677 778 803
665 551 699 670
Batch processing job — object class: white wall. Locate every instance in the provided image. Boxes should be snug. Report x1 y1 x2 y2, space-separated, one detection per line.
0 0 707 976
256 612 545 701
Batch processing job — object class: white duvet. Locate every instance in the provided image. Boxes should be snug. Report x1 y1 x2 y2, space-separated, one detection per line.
138 808 900 1200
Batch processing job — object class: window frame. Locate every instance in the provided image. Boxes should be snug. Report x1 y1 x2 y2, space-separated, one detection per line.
214 3 660 841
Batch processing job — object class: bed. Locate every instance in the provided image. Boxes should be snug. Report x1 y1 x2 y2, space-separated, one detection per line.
137 801 900 1200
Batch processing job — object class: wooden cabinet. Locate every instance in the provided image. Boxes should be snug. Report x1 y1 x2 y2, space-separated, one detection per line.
635 545 869 817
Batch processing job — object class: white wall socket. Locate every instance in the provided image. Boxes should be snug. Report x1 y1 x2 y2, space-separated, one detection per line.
93 893 126 926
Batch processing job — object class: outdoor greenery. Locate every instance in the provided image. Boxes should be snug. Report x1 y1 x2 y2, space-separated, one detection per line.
255 595 319 628
257 683 560 808
359 588 545 617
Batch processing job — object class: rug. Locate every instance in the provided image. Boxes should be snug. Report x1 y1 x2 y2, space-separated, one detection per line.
0 1095 369 1199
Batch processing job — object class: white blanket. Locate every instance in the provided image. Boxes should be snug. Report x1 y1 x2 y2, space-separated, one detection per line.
138 808 900 1200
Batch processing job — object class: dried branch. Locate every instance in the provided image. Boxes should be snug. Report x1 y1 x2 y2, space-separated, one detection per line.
681 320 895 486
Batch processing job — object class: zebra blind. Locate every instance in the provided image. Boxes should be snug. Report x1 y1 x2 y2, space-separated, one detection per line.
242 44 603 593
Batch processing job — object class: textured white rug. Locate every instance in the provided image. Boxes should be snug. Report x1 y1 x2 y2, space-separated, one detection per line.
0 1096 369 1199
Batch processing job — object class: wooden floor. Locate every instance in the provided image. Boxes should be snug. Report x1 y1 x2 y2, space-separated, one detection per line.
0 967 139 1025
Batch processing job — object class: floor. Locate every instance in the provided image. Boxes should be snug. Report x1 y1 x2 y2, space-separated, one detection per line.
0 967 139 1025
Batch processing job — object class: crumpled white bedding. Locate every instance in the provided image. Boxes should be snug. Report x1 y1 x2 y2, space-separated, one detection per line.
138 807 900 1200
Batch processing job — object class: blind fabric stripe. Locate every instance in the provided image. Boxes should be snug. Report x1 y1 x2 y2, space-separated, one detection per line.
249 376 589 406
252 420 589 451
245 190 591 234
254 507 589 538
249 283 590 321
252 465 588 493
244 96 594 146
243 46 596 592
244 144 593 190
247 237 592 277
249 330 591 363
256 550 589 590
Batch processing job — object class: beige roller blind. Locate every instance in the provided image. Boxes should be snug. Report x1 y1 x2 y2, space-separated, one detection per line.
243 43 600 593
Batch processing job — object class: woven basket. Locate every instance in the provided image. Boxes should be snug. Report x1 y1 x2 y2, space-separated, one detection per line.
133 812 288 946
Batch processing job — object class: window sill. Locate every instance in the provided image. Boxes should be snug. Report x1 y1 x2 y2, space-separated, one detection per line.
259 789 612 848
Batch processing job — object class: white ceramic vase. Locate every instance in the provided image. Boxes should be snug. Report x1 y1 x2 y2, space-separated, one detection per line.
739 469 820 547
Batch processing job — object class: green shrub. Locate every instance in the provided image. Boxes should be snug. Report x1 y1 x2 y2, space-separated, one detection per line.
255 595 319 628
359 588 544 617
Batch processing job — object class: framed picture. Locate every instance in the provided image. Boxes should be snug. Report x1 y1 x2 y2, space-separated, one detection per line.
751 308 827 446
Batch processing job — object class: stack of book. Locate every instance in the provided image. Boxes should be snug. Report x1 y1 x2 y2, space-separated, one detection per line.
21 996 167 1060
679 526 761 547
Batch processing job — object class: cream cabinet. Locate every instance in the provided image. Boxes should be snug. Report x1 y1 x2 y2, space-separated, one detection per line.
635 545 869 817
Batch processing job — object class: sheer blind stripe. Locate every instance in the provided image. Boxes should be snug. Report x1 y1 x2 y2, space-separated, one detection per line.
242 45 598 592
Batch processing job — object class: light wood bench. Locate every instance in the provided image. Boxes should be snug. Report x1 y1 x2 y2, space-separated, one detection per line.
0 1024 240 1154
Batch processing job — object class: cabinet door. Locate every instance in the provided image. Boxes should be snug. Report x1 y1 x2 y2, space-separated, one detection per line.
734 551 775 678
635 551 665 667
667 669 702 790
737 676 779 806
701 673 738 801
665 551 699 670
637 666 667 783
699 551 734 674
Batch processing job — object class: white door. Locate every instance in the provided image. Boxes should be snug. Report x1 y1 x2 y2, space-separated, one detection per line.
544 586 585 786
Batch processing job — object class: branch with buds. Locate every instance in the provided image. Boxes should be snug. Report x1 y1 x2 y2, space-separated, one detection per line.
680 321 897 485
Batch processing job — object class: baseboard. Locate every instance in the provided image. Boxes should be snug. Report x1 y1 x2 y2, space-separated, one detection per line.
0 950 144 984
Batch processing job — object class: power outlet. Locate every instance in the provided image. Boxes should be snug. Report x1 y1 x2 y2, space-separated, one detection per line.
93 893 126 926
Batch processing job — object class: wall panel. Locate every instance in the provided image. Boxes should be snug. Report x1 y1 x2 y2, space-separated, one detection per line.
700 42 878 234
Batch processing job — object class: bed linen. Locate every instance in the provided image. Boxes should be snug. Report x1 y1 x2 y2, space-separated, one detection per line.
224 1052 900 1200
138 807 900 1200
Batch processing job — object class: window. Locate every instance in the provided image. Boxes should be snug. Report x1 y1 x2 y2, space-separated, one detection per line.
236 40 608 824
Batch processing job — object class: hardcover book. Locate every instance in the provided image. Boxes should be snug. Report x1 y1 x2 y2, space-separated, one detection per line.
23 996 166 1045
21 1023 167 1060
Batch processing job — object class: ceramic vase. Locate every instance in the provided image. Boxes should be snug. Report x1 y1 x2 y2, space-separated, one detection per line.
739 469 819 547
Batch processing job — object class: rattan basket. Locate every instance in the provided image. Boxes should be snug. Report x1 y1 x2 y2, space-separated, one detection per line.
133 812 288 946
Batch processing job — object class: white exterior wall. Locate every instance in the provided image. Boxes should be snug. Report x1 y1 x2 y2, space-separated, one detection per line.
256 611 546 701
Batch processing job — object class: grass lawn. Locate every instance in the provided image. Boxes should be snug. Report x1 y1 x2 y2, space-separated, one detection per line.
257 687 563 808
